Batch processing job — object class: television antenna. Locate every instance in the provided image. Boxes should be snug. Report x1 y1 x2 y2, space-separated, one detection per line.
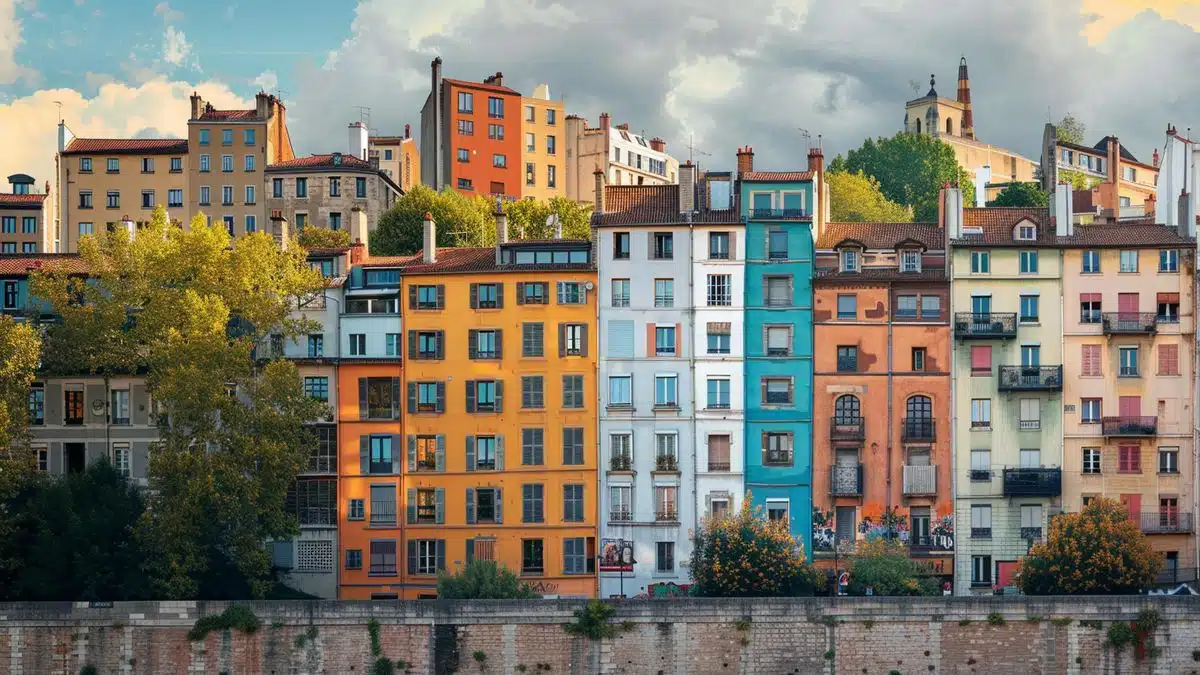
53 100 63 124
798 128 812 151
354 106 371 126
908 80 921 96
685 134 711 164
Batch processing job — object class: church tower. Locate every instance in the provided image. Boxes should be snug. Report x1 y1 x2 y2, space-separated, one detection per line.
957 56 975 140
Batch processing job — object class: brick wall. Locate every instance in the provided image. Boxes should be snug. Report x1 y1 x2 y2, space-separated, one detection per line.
3 597 1200 674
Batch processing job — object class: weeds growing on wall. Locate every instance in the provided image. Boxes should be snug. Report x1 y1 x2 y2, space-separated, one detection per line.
563 600 632 640
187 605 262 641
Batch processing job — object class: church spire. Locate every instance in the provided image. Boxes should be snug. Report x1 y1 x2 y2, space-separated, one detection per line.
957 56 975 139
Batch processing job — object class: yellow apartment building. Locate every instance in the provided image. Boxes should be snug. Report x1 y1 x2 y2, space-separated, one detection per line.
0 173 54 254
369 130 420 192
520 84 565 200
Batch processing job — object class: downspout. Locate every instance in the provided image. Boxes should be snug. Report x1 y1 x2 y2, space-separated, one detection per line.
886 286 894 524
686 211 698 576
947 244 958 593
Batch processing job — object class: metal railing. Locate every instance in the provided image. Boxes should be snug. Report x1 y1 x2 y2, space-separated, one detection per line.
1140 511 1194 534
609 509 632 522
1101 416 1158 437
1002 467 1062 497
954 312 1017 339
655 455 679 472
707 461 731 472
655 509 678 522
830 464 864 496
903 465 937 495
610 454 633 471
1102 312 1157 335
902 417 935 442
748 208 810 220
830 416 865 442
997 366 1063 392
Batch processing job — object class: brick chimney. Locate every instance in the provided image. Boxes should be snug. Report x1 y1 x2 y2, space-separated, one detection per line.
599 113 610 133
1144 192 1157 219
649 137 666 153
494 198 508 265
189 91 204 120
593 170 605 215
1153 148 1160 168
255 91 270 119
404 123 411 139
679 162 696 214
736 146 754 174
423 212 437 264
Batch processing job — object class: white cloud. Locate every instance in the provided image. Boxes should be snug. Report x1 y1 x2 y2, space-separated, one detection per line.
83 71 115 91
163 25 191 66
251 69 277 92
0 0 39 85
153 1 182 23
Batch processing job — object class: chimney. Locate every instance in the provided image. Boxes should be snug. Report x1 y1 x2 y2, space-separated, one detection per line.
599 113 610 133
349 122 369 161
808 144 824 234
679 162 696 214
1153 148 1161 168
189 92 205 120
255 91 270 119
736 146 754 175
593 170 605 215
349 241 366 266
1144 192 1157 219
423 212 437 264
493 71 503 86
938 185 963 237
494 198 508 264
404 123 411 139
649 137 666 153
351 206 370 258
431 57 444 191
973 166 991 207
1053 182 1073 236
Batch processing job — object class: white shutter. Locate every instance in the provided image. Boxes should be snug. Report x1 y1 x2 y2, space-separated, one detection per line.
607 320 634 358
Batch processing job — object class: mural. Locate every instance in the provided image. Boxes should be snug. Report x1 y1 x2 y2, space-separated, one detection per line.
813 507 836 552
811 504 954 553
635 582 692 599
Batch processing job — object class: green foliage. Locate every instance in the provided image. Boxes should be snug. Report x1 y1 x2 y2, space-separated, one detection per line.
846 540 939 596
1135 610 1160 634
436 560 536 599
827 170 913 223
1080 620 1103 630
368 619 382 656
958 619 971 626
370 185 593 256
371 658 395 675
690 496 818 597
473 650 487 663
733 618 752 632
79 666 98 675
861 620 875 630
297 227 352 250
1027 615 1044 624
1016 498 1161 595
294 625 318 649
188 604 262 641
0 315 40 583
563 600 628 640
1051 617 1074 627
988 182 1049 208
987 612 1006 626
1191 648 1200 661
1057 113 1086 145
1057 169 1099 192
1106 622 1136 652
840 132 977 222
824 649 835 660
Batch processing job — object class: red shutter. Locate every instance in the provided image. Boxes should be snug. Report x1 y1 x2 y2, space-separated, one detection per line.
1081 345 1100 376
1118 446 1141 473
1157 292 1180 304
1121 493 1141 520
1080 293 1101 303
1119 396 1141 417
1159 344 1179 376
1118 292 1139 314
970 345 992 373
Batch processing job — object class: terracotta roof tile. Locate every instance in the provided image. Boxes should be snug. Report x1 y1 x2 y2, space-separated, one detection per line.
951 207 1055 246
1058 223 1193 248
813 268 948 285
443 77 520 95
360 244 595 275
63 138 188 155
0 193 48 207
740 170 814 182
196 109 259 121
0 254 86 276
267 153 374 171
596 185 739 226
817 222 943 250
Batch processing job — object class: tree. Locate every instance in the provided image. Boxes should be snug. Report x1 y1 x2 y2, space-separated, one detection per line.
842 132 976 222
1057 113 1086 145
501 196 592 242
689 497 820 597
846 540 939 596
1058 169 1100 191
1016 499 1161 595
297 227 351 250
988 182 1049 208
436 560 536 599
0 314 41 586
31 205 328 598
827 170 912 223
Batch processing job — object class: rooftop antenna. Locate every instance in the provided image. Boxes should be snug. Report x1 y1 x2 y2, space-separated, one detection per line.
908 80 920 96
355 105 371 126
685 134 711 164
274 88 289 102
798 127 812 152
53 100 62 124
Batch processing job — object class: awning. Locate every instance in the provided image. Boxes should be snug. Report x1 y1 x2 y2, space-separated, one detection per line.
1157 292 1180 304
1080 293 1101 302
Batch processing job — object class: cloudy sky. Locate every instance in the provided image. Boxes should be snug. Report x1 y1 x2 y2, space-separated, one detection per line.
2 0 1199 187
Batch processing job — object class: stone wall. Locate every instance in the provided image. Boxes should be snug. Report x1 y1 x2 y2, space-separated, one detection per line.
3 597 1200 674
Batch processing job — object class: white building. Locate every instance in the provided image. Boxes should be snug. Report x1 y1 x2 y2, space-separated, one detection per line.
565 113 680 206
595 165 742 597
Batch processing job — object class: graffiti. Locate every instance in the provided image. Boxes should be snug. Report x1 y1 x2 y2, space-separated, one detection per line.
636 582 692 599
811 505 956 553
813 507 835 552
528 582 559 594
858 506 909 543
924 514 955 551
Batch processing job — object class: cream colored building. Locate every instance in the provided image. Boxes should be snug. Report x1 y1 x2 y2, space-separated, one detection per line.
0 174 54 254
564 113 679 205
265 152 402 245
368 127 419 192
519 84 565 201
1040 128 1158 218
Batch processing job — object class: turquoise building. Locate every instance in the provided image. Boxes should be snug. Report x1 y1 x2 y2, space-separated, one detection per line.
740 161 820 554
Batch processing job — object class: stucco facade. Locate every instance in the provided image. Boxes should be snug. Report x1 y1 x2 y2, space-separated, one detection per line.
564 114 679 206
369 132 420 192
0 174 54 254
520 86 565 201
265 152 401 241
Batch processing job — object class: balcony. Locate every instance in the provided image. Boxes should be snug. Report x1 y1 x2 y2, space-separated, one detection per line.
902 465 937 496
748 208 810 220
1101 416 1158 437
908 535 954 555
707 461 731 472
969 469 992 481
1020 526 1043 540
609 509 633 522
655 509 678 522
654 455 679 473
901 417 935 443
830 464 864 496
954 312 1017 340
1140 511 1194 534
1156 567 1199 585
997 366 1063 392
830 416 865 442
1002 467 1062 497
609 454 633 472
1102 312 1157 335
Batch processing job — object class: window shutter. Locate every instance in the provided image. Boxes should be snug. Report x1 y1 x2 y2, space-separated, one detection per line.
675 323 682 356
468 329 478 360
495 283 504 308
408 286 418 309
465 436 475 471
435 331 444 359
496 435 505 470
435 488 445 524
495 329 503 360
470 283 479 309
436 381 446 412
729 232 738 260
646 323 656 358
436 435 446 471
390 435 401 474
494 488 503 524
580 325 588 357
406 488 416 524
465 539 475 565
407 383 417 414
647 231 654 257
516 282 525 305
494 380 504 412
466 381 476 412
436 539 446 571
407 540 417 574
360 436 369 475
390 379 400 419
466 488 476 524
408 330 417 359
436 285 445 309
559 323 567 357
407 435 416 471
358 378 368 419
760 379 768 405
1160 344 1179 375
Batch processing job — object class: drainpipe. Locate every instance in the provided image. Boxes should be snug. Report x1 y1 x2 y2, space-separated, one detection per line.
886 291 894 529
686 211 698 579
947 252 959 594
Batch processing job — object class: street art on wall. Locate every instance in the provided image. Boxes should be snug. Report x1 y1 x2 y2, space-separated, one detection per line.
811 504 954 552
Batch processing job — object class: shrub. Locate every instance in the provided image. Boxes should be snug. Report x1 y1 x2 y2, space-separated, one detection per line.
690 496 818 597
188 604 262 641
563 600 630 640
297 227 351 250
846 540 939 596
987 612 1006 626
1106 622 1136 652
437 561 536 600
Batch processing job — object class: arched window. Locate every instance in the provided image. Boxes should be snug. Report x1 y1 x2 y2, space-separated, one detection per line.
834 395 860 423
946 118 953 135
904 395 933 440
916 118 922 134
907 395 932 419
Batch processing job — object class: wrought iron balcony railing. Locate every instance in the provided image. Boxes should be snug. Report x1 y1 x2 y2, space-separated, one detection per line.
954 312 1017 339
1002 467 1062 497
997 366 1063 392
1140 511 1194 534
902 465 937 495
902 417 935 442
1102 312 1157 335
830 416 865 442
1101 416 1158 437
747 208 810 220
830 464 864 496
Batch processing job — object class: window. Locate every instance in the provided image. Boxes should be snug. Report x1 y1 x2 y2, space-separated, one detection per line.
370 485 397 525
21 243 33 253
219 129 233 146
385 333 399 356
244 154 256 172
487 96 504 118
456 148 469 163
1021 345 1040 367
197 185 211 206
769 231 790 260
167 188 183 208
1019 250 1038 274
1016 224 1036 240
296 178 308 198
971 505 992 538
413 285 443 310
1082 250 1100 273
655 542 675 573
348 499 364 520
652 232 674 259
1123 166 1136 182
356 177 367 198
106 191 120 208
1019 398 1040 430
140 157 154 173
1119 250 1138 273
1083 447 1101 474
547 165 557 188
655 325 677 356
368 435 395 474
655 485 677 519
1119 346 1139 377
613 232 630 259
241 128 255 145
1160 446 1179 474
349 334 366 356
1081 398 1101 423
521 539 544 575
522 428 544 465
709 232 730 259
1159 344 1179 376
762 377 793 405
921 295 942 319
472 283 500 309
912 348 926 371
80 157 93 172
1 281 17 310
1158 293 1180 323
708 322 731 354
303 377 329 401
1160 249 1179 272
610 485 633 523
492 154 507 168
79 191 93 208
64 387 84 425
0 217 12 233
836 346 857 372
325 177 340 197
766 500 789 523
968 345 991 376
608 375 632 407
1118 445 1141 473
707 274 731 306
27 385 43 425
1016 295 1039 323
222 186 234 206
414 383 440 413
546 135 556 155
557 282 584 305
295 213 307 229
836 294 856 319
411 330 443 359
562 537 589 575
522 322 543 357
456 119 475 135
79 222 94 236
970 399 991 429
971 555 992 586
362 378 398 420
471 436 497 471
970 449 990 480
522 484 544 523
765 276 791 307
654 374 678 407
521 376 544 409
707 377 730 409
469 329 500 360
653 279 674 308
895 295 918 319
458 178 474 190
467 380 500 413
970 251 990 273
901 250 921 272
1081 295 1102 323
562 484 584 522
1020 505 1043 538
562 375 584 408
765 325 791 356
110 389 130 425
708 435 731 472
763 432 793 465
221 155 233 172
106 158 119 173
525 162 535 186
407 539 440 576
457 91 474 113
245 185 256 205
488 124 504 140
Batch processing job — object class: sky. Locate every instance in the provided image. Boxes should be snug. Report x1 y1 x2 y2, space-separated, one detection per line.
2 0 1200 189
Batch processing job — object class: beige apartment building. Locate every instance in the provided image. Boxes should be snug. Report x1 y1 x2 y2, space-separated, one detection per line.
265 152 402 245
367 127 420 192
0 173 54 253
520 84 565 200
187 91 294 238
56 133 189 253
563 112 679 205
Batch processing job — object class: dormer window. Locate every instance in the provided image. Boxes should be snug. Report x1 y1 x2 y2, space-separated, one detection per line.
1015 222 1037 241
901 250 921 273
841 249 860 273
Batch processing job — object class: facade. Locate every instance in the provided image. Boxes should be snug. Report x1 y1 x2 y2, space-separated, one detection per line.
394 216 597 599
369 128 420 192
1040 128 1159 217
811 220 954 585
564 113 680 206
741 149 822 552
595 165 742 597
187 91 294 238
420 59 523 199
265 152 402 240
56 133 189 253
520 84 565 201
948 198 1065 594
0 174 53 254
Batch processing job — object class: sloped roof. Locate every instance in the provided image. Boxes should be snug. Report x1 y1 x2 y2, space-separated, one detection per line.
267 153 375 171
740 171 814 182
195 108 260 121
1058 224 1194 248
595 185 739 226
951 207 1054 246
63 138 188 155
443 77 520 95
0 254 86 276
817 222 942 250
0 193 48 207
360 244 594 275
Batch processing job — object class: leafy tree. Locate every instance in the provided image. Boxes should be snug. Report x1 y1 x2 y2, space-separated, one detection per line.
0 315 41 585
1016 498 1161 595
31 205 327 598
690 496 820 597
1058 169 1099 191
437 560 536 599
0 459 152 601
846 540 939 596
297 227 351 250
827 170 912 223
988 182 1049 208
500 196 592 242
842 132 976 222
1057 113 1086 145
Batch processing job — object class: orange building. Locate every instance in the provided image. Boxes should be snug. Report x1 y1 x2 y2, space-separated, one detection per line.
420 58 523 199
811 221 954 585
387 211 597 599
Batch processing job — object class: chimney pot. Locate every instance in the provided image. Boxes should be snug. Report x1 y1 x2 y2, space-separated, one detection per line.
736 146 754 174
423 213 437 263
593 170 606 215
405 123 411 139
